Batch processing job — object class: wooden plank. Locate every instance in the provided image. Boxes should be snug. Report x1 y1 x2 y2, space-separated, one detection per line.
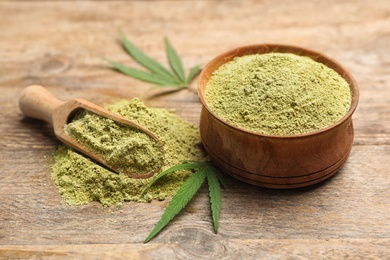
1 145 389 243
1 239 390 259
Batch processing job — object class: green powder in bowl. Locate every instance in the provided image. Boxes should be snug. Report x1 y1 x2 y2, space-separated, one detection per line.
204 53 352 135
51 98 205 206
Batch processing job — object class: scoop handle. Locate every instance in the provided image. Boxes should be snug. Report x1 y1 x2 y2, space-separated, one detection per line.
19 85 64 124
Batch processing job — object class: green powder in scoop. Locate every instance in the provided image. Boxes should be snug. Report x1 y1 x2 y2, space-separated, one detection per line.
51 98 205 206
204 53 352 135
65 110 163 176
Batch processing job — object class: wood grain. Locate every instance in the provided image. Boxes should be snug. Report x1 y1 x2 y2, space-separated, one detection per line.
1 0 389 259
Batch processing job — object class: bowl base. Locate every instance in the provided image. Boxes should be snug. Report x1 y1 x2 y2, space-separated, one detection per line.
203 138 351 189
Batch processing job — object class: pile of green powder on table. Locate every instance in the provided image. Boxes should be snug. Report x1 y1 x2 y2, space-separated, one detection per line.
205 53 352 135
51 98 205 206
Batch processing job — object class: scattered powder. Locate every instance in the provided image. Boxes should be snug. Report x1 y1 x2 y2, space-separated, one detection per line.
205 53 352 135
65 110 164 176
51 98 205 206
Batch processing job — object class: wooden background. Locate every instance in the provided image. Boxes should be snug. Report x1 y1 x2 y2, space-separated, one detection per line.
1 0 389 259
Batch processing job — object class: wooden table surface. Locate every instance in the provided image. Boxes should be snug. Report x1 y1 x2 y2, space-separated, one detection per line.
1 0 389 259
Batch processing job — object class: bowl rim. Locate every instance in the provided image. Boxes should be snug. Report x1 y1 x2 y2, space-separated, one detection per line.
197 43 359 139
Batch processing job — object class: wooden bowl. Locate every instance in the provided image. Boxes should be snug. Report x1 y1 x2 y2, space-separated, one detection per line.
198 44 359 188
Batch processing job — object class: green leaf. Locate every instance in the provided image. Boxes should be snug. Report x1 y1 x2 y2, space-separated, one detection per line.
207 169 222 234
106 59 178 86
187 64 201 83
165 38 186 83
140 161 207 196
144 167 207 243
120 33 177 82
107 34 201 89
212 165 226 190
142 161 225 243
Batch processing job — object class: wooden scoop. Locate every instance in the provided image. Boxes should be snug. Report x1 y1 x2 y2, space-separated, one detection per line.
19 85 164 179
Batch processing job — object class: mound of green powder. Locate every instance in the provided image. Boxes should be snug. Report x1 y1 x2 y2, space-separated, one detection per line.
65 110 163 176
205 53 352 135
52 98 205 206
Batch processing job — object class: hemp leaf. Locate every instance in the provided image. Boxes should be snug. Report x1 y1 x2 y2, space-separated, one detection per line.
207 166 222 233
106 33 201 89
143 161 224 243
